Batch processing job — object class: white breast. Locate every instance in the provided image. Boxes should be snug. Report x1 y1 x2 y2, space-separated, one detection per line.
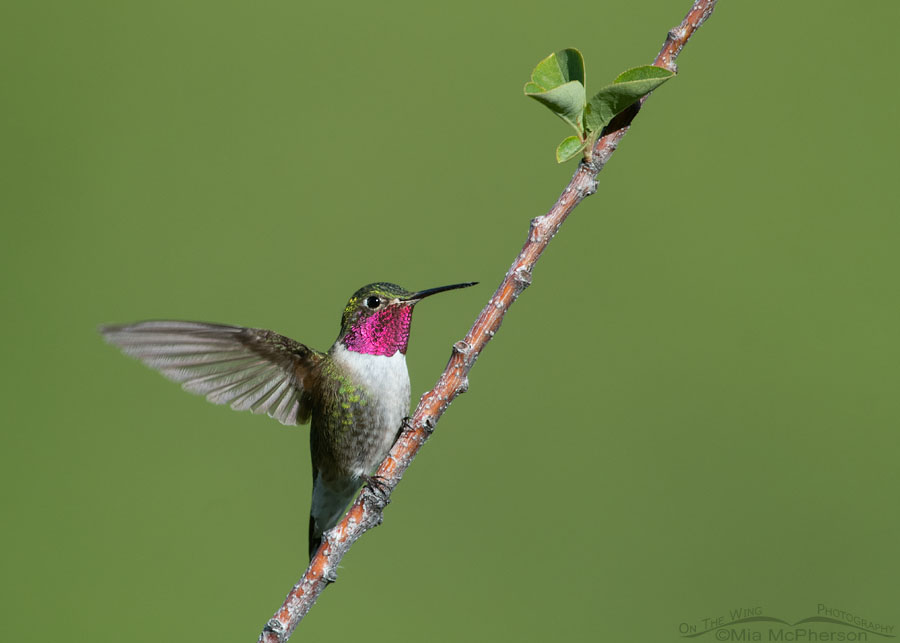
331 343 411 475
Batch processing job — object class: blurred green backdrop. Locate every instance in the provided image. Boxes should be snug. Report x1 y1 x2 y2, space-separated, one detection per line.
3 1 898 641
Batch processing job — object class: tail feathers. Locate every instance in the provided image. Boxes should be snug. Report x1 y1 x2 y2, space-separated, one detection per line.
308 476 360 559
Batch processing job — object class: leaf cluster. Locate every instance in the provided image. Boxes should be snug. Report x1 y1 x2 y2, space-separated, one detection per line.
524 48 674 162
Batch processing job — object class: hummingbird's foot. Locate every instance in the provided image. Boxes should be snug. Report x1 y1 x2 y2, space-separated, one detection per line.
393 415 414 442
362 474 392 509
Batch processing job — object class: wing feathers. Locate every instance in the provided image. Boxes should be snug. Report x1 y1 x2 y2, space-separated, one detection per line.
100 320 323 425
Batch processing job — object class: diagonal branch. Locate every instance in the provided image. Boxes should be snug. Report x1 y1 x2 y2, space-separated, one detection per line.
258 1 718 640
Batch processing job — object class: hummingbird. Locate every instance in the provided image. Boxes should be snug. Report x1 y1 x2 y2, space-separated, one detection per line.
100 281 476 558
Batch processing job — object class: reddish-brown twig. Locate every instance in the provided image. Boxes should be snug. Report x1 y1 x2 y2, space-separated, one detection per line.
259 1 718 640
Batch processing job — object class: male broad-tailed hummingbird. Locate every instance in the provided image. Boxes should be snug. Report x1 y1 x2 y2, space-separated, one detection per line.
100 281 476 558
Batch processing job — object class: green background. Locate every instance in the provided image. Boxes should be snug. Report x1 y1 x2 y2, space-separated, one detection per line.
3 1 898 641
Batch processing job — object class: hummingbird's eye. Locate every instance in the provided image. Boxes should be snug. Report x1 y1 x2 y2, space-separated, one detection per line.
364 296 381 309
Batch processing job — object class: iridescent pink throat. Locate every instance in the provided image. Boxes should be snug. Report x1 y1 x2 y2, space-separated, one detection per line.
341 306 413 356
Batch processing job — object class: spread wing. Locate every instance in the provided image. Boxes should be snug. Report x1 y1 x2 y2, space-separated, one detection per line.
100 321 323 425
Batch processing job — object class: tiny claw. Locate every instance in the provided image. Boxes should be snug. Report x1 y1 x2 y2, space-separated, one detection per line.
362 474 392 508
394 415 414 442
263 619 286 639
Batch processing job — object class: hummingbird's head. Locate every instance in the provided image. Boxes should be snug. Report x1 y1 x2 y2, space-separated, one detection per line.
338 281 477 356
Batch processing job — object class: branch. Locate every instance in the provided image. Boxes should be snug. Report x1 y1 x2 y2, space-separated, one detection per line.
259 1 718 640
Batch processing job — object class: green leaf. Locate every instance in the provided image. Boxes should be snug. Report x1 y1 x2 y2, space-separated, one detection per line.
526 81 586 132
525 48 587 133
613 65 673 84
584 65 674 133
555 136 586 163
529 48 585 89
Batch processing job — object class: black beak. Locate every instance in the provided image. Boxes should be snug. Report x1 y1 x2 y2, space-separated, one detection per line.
404 282 478 302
